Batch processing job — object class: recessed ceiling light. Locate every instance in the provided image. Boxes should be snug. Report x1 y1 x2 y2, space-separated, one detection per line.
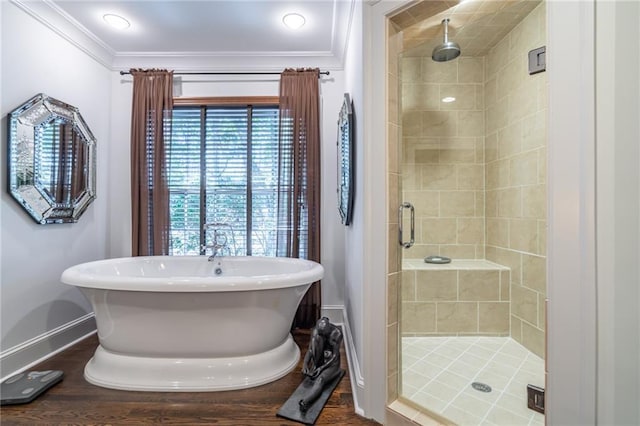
442 96 456 103
103 14 130 30
283 13 305 30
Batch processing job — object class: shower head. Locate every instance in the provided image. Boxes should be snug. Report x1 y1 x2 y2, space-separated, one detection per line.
432 19 461 62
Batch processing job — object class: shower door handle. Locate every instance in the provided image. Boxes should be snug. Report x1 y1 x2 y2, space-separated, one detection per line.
398 202 415 249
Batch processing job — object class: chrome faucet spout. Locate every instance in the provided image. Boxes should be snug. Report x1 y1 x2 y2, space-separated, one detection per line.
207 243 225 262
203 222 230 261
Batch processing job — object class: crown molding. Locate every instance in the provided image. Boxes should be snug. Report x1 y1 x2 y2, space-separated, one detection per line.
10 0 114 69
11 0 355 72
333 0 357 71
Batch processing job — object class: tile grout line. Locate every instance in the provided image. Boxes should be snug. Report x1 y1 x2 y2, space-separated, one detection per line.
402 336 452 398
478 339 536 424
417 337 457 396
438 336 507 418
402 336 544 425
471 338 513 417
406 336 473 410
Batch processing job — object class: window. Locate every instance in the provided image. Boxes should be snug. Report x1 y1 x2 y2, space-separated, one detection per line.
167 100 286 256
39 121 86 204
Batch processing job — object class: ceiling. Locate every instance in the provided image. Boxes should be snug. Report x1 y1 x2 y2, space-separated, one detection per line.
391 0 542 56
12 0 355 71
11 0 540 70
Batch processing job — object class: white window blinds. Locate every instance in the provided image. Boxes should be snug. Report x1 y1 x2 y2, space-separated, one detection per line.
167 105 281 256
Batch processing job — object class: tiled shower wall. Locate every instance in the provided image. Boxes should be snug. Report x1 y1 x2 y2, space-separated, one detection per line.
400 55 486 260
387 21 402 404
397 3 547 358
484 2 547 358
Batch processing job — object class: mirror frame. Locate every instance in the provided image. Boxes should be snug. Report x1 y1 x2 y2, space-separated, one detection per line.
337 93 354 226
7 93 97 224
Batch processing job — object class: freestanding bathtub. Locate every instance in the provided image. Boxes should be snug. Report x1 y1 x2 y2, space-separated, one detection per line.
61 255 324 392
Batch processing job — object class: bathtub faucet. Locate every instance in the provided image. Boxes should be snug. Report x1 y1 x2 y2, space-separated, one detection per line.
206 242 225 262
203 223 230 261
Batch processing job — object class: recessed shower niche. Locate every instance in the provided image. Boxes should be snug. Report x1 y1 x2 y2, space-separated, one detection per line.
7 93 97 224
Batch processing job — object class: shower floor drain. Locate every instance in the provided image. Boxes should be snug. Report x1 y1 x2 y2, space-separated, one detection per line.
471 382 492 393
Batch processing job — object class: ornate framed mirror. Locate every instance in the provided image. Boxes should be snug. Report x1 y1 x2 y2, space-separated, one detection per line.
337 93 354 226
7 93 97 224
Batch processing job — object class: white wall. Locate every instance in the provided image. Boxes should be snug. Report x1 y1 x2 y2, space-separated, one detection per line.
362 1 408 422
546 1 600 423
0 2 110 376
546 1 640 423
595 1 640 424
343 0 366 406
108 72 347 308
0 0 4 357
344 0 364 360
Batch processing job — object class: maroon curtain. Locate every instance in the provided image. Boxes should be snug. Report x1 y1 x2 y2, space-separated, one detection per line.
130 69 173 256
277 68 322 329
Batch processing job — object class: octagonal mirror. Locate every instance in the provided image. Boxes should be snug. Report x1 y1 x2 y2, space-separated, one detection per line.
7 93 96 224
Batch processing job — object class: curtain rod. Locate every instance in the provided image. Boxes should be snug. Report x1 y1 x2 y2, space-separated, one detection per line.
119 70 330 76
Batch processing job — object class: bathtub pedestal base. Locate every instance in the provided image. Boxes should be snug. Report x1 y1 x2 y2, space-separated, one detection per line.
84 334 300 392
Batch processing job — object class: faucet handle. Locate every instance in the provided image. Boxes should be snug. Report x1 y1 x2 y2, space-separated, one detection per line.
213 233 227 246
203 224 228 248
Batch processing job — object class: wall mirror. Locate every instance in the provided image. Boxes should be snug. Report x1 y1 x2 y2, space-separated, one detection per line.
7 93 96 224
337 93 354 226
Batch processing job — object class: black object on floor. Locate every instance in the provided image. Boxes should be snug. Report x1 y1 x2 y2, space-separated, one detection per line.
1 370 63 406
276 369 345 425
527 384 545 414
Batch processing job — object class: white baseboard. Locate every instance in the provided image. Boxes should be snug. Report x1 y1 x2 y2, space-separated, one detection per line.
322 305 365 416
0 313 96 381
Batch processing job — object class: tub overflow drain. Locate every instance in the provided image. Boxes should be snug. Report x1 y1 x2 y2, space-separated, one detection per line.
471 382 492 393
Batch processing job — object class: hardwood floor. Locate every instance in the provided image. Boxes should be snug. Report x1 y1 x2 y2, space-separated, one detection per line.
1 331 379 425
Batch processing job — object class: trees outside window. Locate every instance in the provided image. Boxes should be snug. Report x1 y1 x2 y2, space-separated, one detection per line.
168 104 287 257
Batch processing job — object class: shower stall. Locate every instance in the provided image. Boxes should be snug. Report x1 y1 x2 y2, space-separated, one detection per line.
390 1 547 424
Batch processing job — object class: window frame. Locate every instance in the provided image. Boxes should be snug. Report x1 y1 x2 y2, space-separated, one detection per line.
174 97 279 107
168 96 280 256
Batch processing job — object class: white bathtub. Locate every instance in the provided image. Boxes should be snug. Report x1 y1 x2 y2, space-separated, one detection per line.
61 255 324 392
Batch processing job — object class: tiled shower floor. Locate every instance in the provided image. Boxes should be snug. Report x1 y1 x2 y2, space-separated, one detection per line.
401 336 545 426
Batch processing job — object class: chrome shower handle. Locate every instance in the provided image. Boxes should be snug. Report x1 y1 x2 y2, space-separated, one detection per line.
398 202 415 249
